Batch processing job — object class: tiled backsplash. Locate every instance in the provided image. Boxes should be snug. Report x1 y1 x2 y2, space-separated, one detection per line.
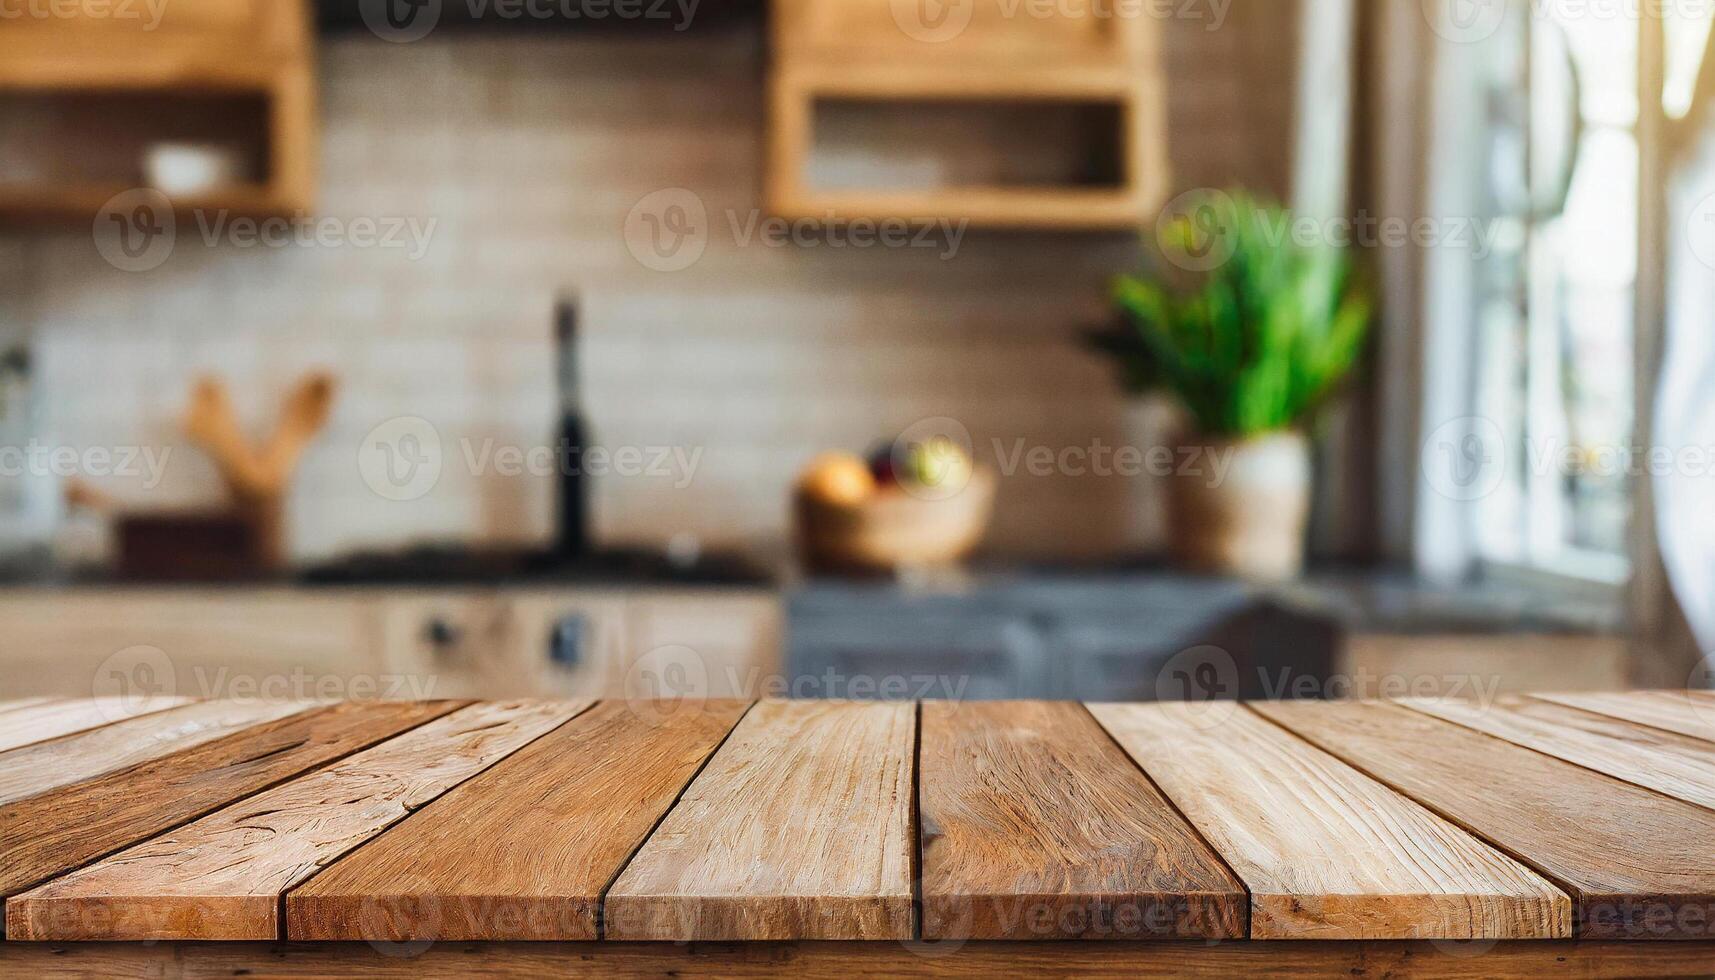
5 21 1294 562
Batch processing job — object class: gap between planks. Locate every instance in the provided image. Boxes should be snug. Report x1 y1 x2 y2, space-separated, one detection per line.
278 699 607 941
1078 700 1253 920
1239 701 1595 935
1389 695 1715 816
591 700 759 941
6 701 585 941
0 701 472 939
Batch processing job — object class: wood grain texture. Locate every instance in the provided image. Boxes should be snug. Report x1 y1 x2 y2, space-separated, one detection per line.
0 696 195 752
1401 695 1715 811
1254 699 1715 940
605 700 915 941
1536 690 1715 743
11 940 1715 980
1089 702 1570 940
918 701 1246 941
0 698 57 715
8 699 591 941
0 699 323 806
0 701 463 903
288 700 751 941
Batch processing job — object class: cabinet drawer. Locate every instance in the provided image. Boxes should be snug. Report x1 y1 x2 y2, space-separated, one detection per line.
376 592 511 700
503 593 628 699
622 592 782 699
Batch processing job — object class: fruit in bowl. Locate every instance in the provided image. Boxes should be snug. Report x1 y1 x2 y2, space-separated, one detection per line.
797 452 877 507
794 437 994 574
901 435 974 495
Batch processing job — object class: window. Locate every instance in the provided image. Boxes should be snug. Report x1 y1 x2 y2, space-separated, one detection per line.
1469 1 1666 583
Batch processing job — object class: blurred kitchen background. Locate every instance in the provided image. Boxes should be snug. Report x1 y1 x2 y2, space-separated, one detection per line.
0 0 1709 705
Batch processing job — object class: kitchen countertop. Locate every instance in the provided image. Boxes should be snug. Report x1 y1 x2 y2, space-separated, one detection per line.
0 549 1622 636
5 691 1715 977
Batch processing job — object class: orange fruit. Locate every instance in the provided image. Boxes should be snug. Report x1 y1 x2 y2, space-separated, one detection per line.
799 452 876 507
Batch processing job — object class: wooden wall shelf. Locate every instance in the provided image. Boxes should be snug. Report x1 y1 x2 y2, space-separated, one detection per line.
0 0 316 224
767 0 1169 231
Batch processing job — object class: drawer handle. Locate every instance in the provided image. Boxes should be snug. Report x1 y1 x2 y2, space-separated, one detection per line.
549 616 586 669
423 617 464 652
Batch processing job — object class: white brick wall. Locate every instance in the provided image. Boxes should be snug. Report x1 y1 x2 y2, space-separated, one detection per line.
9 19 1296 563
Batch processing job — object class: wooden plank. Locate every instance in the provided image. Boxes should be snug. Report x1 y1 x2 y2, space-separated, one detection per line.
1254 699 1715 940
0 699 324 807
1089 702 1570 940
918 701 1246 941
7 699 591 941
288 700 751 941
1535 690 1715 743
0 698 58 715
0 700 462 902
0 696 195 752
605 700 915 941
1402 695 1715 811
11 939 1715 980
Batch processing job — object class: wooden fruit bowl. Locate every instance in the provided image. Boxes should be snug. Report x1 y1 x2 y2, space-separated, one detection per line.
795 467 997 575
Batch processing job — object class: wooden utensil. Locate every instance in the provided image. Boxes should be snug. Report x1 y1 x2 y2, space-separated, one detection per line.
181 371 336 568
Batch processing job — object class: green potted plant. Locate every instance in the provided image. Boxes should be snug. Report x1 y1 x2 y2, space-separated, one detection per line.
1098 189 1371 580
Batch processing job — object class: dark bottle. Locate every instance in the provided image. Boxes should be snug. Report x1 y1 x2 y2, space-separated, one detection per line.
555 297 590 559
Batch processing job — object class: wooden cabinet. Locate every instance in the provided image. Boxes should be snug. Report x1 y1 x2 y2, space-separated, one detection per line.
775 0 1144 65
0 587 781 701
0 0 317 222
622 593 784 699
767 0 1168 229
501 591 629 699
0 589 382 701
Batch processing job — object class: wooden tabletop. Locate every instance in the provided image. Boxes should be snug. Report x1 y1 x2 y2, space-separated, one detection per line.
5 693 1715 945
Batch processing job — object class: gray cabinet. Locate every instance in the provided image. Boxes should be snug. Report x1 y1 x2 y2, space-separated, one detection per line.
787 576 1340 702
